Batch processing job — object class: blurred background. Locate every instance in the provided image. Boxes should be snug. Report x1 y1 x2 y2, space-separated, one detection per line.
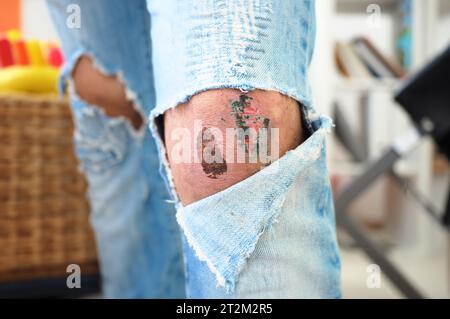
0 0 449 298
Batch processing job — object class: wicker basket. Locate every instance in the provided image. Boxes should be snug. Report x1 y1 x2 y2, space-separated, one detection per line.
0 94 97 283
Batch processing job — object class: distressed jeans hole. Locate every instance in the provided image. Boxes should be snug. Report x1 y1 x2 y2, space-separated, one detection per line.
71 56 144 131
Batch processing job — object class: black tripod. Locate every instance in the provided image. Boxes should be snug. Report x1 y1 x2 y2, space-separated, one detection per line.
334 45 450 299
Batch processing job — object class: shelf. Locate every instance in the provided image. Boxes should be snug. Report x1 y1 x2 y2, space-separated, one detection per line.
330 160 418 177
330 161 366 176
333 77 402 92
336 0 401 14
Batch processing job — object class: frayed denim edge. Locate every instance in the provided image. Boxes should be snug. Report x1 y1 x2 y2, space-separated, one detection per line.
59 48 148 141
147 83 316 204
174 117 333 294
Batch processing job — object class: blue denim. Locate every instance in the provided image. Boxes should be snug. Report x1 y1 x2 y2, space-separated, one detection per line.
47 0 341 298
179 115 340 298
47 0 185 298
147 0 341 298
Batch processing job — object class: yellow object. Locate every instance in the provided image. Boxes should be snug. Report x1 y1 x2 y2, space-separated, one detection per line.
0 66 59 94
6 29 22 42
26 40 46 66
40 41 51 63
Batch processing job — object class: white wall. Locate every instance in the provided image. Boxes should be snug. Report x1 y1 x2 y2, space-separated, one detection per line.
21 0 58 41
309 0 335 116
437 15 450 52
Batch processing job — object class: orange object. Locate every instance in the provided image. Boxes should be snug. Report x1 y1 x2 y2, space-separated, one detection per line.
26 40 46 66
0 1 20 32
39 42 51 63
13 40 29 65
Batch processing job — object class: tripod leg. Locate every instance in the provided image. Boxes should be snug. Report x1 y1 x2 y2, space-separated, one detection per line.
339 214 424 298
443 181 450 226
335 148 400 214
335 128 425 298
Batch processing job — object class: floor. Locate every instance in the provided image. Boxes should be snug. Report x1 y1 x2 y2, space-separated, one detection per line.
340 169 450 299
341 247 449 298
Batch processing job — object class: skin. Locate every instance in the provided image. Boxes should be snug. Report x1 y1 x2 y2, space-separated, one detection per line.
71 59 304 205
164 89 304 205
72 56 143 130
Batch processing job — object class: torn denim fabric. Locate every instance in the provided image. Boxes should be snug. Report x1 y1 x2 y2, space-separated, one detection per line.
48 0 341 298
47 0 185 298
147 0 341 298
179 115 341 298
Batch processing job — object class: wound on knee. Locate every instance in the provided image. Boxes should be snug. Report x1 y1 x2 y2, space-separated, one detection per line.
71 56 144 130
198 127 228 179
164 89 304 205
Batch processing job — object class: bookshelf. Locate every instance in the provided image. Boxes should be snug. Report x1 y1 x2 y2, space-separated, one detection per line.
312 0 449 185
311 0 450 297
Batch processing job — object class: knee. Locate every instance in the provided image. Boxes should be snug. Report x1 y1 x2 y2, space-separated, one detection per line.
163 89 304 205
71 56 143 130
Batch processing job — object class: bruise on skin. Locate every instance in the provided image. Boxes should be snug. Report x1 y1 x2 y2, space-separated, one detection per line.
198 127 227 179
230 94 271 154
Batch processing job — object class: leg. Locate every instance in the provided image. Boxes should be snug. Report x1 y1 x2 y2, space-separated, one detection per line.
164 89 304 205
148 0 341 297
47 0 185 298
71 56 143 130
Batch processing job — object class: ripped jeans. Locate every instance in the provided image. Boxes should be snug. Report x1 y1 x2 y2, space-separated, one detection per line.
47 0 341 298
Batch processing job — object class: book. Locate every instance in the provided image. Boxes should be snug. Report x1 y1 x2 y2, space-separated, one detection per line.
352 37 406 78
397 0 413 71
335 41 373 78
